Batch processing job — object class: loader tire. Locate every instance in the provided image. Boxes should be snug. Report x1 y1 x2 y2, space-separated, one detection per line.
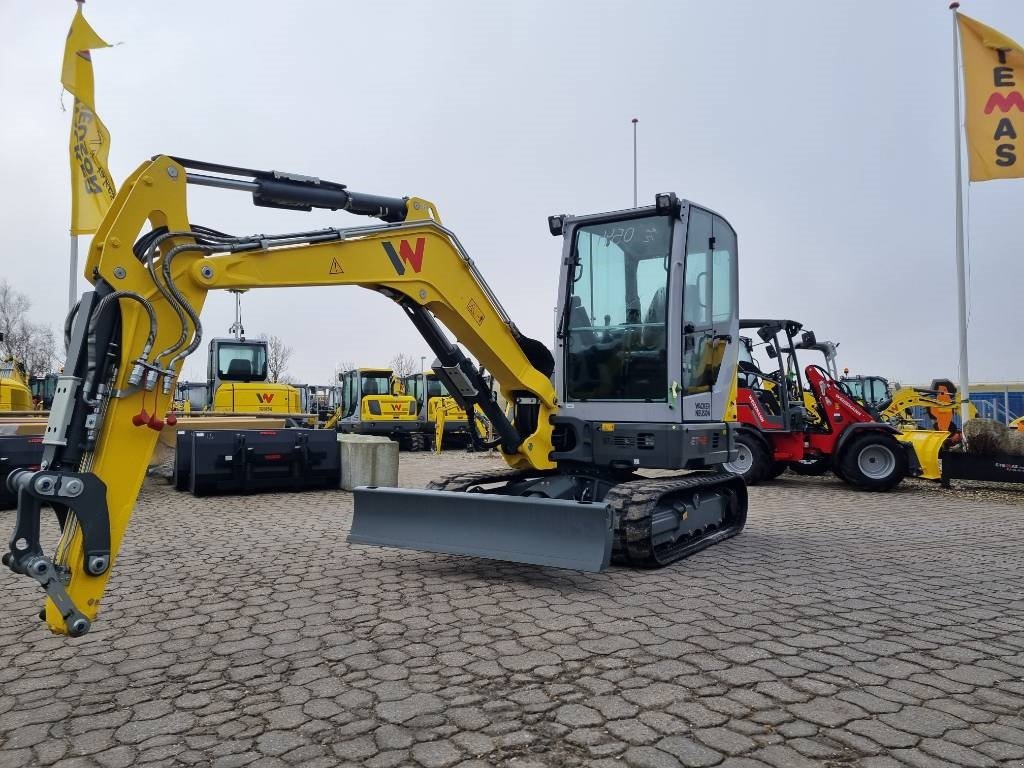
409 432 426 452
766 461 789 480
839 432 907 491
789 457 830 476
723 432 768 485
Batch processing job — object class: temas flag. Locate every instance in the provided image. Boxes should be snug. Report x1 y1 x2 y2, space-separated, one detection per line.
61 6 116 234
957 13 1024 182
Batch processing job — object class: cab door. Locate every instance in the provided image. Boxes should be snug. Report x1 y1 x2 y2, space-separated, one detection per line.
678 206 738 423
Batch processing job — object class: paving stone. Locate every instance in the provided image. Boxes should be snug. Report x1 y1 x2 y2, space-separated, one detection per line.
847 718 918 748
787 697 867 727
655 735 722 766
411 739 463 768
623 746 681 768
555 704 602 727
693 726 756 755
879 705 968 737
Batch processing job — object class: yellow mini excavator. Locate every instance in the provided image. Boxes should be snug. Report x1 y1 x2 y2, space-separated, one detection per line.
3 156 747 636
337 367 419 446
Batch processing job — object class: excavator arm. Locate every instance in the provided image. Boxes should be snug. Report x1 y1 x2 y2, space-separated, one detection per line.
5 155 559 636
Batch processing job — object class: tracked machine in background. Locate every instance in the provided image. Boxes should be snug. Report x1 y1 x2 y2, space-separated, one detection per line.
404 368 485 451
3 155 747 636
336 367 420 447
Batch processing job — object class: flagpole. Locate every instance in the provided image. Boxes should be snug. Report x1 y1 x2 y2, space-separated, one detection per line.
68 0 84 314
632 118 638 207
68 234 78 311
950 2 971 425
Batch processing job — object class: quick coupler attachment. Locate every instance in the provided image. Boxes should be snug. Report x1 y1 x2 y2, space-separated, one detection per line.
4 469 111 637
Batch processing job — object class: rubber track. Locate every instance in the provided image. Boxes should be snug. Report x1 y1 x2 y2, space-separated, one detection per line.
604 471 748 567
426 469 747 570
425 467 536 492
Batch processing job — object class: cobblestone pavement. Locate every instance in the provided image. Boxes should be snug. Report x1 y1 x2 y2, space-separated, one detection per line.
1 452 1023 768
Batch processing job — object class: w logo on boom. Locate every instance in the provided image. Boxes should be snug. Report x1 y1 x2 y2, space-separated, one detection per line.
382 238 425 275
255 393 275 404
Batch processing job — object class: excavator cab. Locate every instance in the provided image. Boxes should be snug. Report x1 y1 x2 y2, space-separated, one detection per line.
29 374 58 411
337 367 419 445
403 369 473 451
207 337 300 415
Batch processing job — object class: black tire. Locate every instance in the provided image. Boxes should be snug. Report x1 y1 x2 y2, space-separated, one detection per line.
788 457 831 476
723 432 769 485
838 432 907 491
765 461 788 480
409 432 426 452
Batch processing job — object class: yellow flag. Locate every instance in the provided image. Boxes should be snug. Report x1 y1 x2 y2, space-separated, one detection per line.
957 13 1024 182
62 7 116 234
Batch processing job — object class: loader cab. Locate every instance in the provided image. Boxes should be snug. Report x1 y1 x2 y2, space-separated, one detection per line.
841 374 891 414
734 319 808 434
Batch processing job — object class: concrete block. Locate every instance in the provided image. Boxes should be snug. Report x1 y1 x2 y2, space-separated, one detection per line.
338 434 399 490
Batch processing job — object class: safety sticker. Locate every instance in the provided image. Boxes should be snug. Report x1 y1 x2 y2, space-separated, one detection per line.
329 258 344 275
467 298 485 326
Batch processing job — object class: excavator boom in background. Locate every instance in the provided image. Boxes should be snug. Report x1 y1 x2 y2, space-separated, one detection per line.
4 155 747 636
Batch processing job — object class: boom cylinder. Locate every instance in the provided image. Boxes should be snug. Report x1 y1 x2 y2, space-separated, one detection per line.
170 156 409 222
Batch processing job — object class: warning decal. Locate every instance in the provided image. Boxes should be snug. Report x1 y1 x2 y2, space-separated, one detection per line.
329 258 344 275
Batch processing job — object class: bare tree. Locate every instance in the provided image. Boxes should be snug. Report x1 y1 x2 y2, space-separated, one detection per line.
262 334 294 383
334 360 355 382
0 280 58 377
389 352 418 378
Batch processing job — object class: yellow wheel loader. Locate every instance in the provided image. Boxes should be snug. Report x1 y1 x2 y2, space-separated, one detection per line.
3 155 747 636
829 371 975 481
337 367 420 446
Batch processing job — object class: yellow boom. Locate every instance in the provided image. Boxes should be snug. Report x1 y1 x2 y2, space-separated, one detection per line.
8 155 557 635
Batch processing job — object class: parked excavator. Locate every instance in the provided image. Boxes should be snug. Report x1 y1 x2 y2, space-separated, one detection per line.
336 367 420 446
404 368 484 451
3 155 747 636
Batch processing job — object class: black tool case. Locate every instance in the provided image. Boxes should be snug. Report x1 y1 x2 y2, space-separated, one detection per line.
175 429 340 497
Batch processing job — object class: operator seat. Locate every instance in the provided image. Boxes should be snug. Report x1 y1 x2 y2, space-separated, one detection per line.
568 296 595 345
641 286 666 349
226 359 253 381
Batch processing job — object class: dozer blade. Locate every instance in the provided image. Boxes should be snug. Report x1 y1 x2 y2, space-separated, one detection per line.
349 487 614 572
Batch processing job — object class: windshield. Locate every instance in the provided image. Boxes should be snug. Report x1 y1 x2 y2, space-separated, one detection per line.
217 342 268 381
565 215 672 401
360 373 392 396
426 375 449 399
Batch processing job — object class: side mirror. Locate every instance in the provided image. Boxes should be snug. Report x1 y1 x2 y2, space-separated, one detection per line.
801 330 817 346
766 344 778 359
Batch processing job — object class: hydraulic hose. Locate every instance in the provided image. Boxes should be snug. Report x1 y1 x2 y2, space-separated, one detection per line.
82 291 158 406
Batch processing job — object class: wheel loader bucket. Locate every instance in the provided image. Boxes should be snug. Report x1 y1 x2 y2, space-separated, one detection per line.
348 487 614 572
897 429 950 480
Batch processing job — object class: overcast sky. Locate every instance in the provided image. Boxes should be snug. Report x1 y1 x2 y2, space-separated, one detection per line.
2 0 1023 387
